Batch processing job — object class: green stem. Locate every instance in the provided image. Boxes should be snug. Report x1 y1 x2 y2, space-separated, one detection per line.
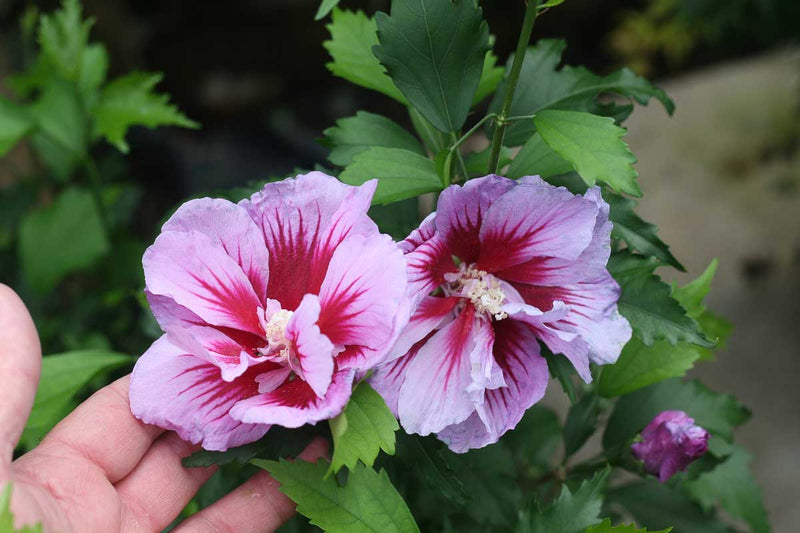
449 133 469 182
486 0 542 174
450 113 497 152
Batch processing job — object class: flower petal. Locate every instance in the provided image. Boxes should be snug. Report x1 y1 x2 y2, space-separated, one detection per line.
239 172 372 310
129 335 269 451
286 294 335 397
229 368 355 427
397 305 493 435
478 176 599 272
369 336 430 416
405 235 457 306
317 233 408 363
144 230 264 335
400 212 437 254
437 320 549 452
162 198 270 303
384 295 460 364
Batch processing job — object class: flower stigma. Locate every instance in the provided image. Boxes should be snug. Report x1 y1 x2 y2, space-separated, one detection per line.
445 264 508 320
262 309 294 361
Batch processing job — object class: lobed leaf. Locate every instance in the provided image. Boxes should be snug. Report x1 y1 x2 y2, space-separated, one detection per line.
374 0 489 133
506 132 573 179
255 459 420 533
563 393 601 456
329 381 399 475
38 0 92 81
0 98 34 156
586 519 672 532
339 146 443 204
533 109 641 196
527 467 610 533
323 111 425 167
315 0 341 21
93 72 198 153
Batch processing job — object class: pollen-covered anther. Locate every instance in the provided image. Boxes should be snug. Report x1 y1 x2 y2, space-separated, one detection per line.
263 309 294 360
446 265 508 320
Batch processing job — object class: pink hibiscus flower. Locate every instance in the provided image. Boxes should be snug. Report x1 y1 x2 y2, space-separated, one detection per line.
370 175 631 452
130 172 409 451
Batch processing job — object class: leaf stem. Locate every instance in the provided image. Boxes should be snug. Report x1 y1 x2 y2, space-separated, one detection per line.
449 113 497 152
486 0 542 174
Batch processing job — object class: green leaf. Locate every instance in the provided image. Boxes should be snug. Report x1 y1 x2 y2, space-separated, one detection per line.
339 147 443 204
255 459 420 533
19 188 109 293
323 9 407 104
474 45 504 105
609 251 712 347
540 0 568 8
464 145 512 178
368 198 419 241
527 467 610 533
586 519 671 533
563 393 601 456
93 72 198 153
329 382 399 475
543 347 578 404
684 446 770 533
503 406 561 474
0 484 42 532
598 337 700 398
602 379 751 452
409 107 448 154
28 78 87 180
608 480 735 533
374 0 489 133
315 0 341 20
533 109 641 196
605 192 684 271
77 43 109 105
490 39 674 146
507 132 573 179
183 425 318 468
0 98 34 156
323 111 425 167
20 350 131 448
395 433 469 505
38 0 92 81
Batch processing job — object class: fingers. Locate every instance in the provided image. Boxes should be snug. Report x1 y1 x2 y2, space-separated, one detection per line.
173 437 329 533
115 432 216 532
28 375 164 483
0 284 41 463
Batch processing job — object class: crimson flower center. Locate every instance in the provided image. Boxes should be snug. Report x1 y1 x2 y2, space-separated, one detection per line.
444 264 508 320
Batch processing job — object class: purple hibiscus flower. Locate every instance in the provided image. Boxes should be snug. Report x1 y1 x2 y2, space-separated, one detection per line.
129 172 409 451
632 410 710 482
370 175 631 452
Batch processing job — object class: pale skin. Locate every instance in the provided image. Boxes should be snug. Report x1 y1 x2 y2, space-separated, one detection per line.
0 284 325 532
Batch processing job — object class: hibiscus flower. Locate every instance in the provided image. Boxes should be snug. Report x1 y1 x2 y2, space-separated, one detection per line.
370 175 631 452
130 172 409 451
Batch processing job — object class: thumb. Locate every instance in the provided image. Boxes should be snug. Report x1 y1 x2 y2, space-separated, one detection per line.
0 285 41 464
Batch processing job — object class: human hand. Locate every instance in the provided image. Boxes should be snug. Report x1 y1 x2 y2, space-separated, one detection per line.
0 284 324 532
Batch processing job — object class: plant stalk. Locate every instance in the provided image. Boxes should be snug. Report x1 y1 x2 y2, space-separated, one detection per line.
486 0 541 174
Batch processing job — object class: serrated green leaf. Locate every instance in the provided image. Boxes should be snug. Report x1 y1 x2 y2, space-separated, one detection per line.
93 72 198 153
323 9 407 104
507 132 573 179
38 0 92 81
503 406 561 475
540 0 568 8
0 484 42 532
0 98 34 156
255 459 420 533
684 446 770 533
474 44 504 105
19 188 109 293
609 252 712 347
374 0 489 133
315 0 341 20
490 39 673 146
339 146 443 204
409 107 448 154
586 519 671 533
464 145 512 177
563 393 601 456
20 350 131 448
534 109 641 196
395 433 469 506
28 78 87 180
608 480 735 533
542 347 577 404
605 192 684 270
77 43 109 105
603 379 751 452
598 337 700 398
527 467 610 533
329 382 399 475
183 425 318 468
323 111 424 167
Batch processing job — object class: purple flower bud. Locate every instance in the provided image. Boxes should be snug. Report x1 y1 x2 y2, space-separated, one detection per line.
631 410 710 482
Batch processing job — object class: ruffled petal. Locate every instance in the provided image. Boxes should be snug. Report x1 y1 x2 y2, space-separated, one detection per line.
405 235 457 306
396 305 493 435
369 336 430 416
383 295 459 364
478 176 599 273
317 233 408 366
162 198 270 303
229 368 355 427
437 320 549 452
286 294 335 397
129 335 269 451
400 212 436 254
143 230 263 335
